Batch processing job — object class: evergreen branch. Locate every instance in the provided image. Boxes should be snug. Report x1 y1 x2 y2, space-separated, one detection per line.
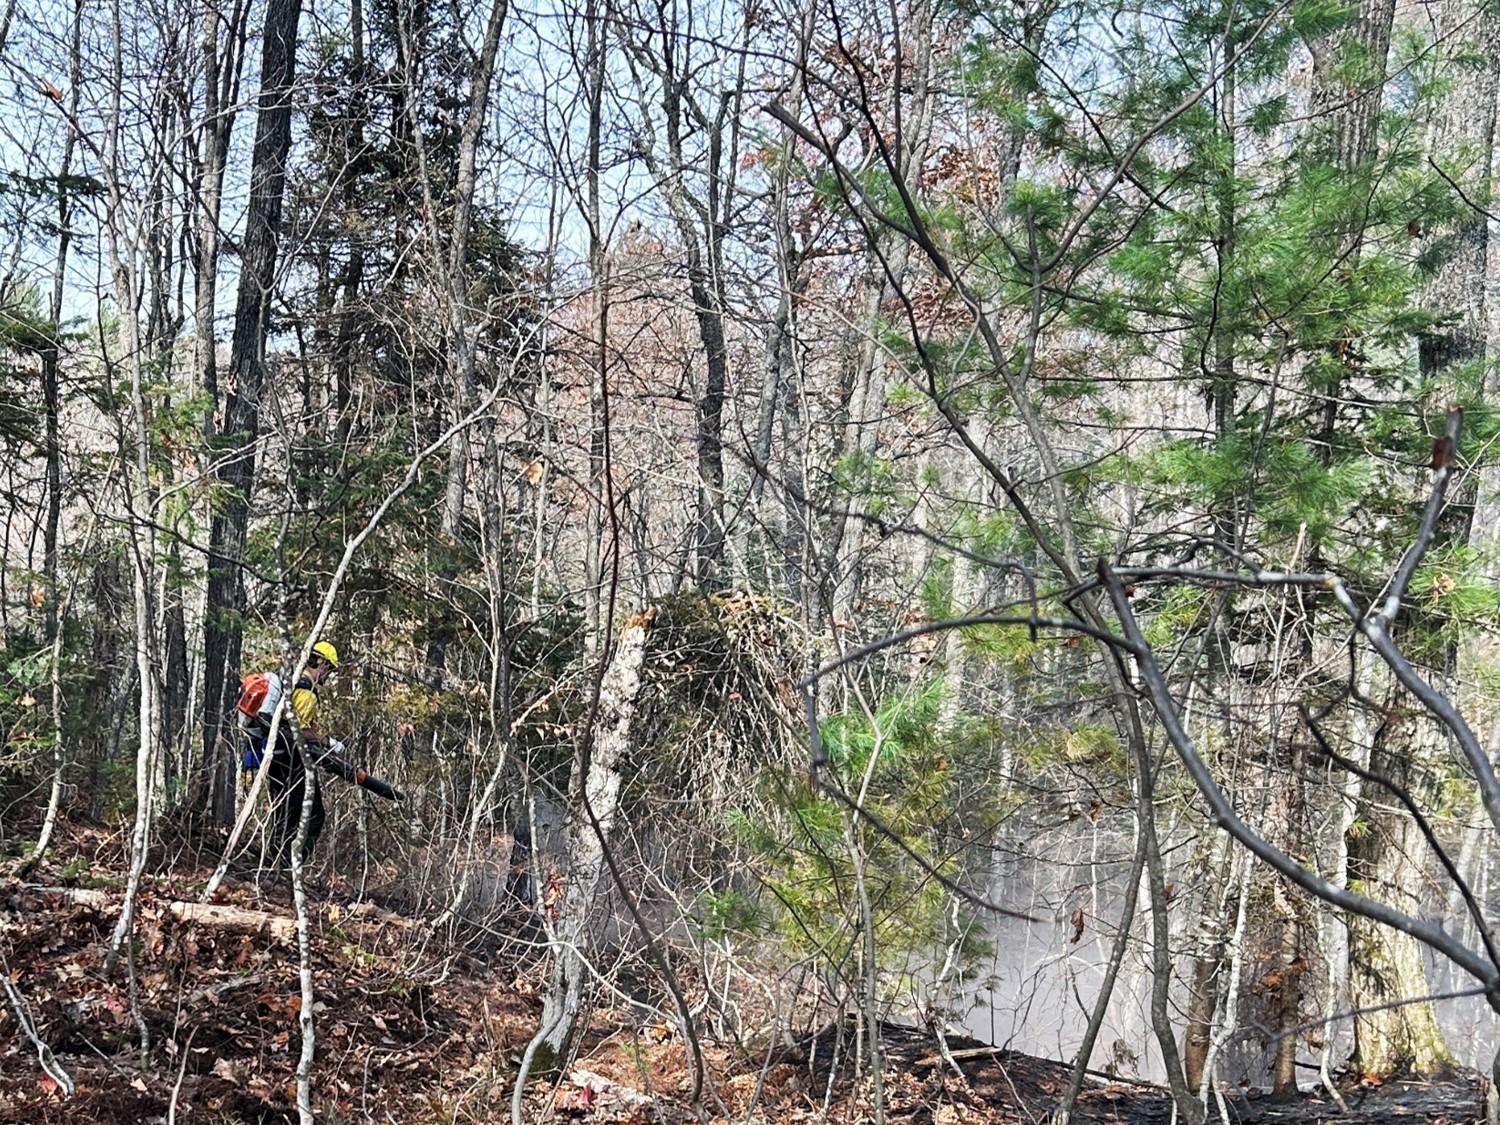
802 752 1046 925
795 609 1128 926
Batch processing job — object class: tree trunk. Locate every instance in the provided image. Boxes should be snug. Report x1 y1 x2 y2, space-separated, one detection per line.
525 608 654 1074
820 0 937 628
689 265 728 588
583 0 608 646
413 0 508 686
1347 702 1455 1075
1302 0 1404 1074
1345 0 1495 1076
1269 740 1307 1099
1182 835 1233 1090
201 0 303 824
618 13 741 590
162 544 190 793
1415 0 1494 395
99 0 162 961
29 0 83 870
1308 0 1395 172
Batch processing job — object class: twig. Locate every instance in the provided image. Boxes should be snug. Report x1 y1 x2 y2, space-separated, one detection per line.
2 969 75 1096
167 1027 197 1125
799 612 1129 707
1375 406 1462 627
1428 155 1500 223
912 1046 1169 1090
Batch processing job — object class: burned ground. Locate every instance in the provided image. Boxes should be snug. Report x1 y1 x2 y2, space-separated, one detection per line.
0 832 1485 1125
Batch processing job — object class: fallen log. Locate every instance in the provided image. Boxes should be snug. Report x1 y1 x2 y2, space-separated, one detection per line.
19 885 420 942
910 1046 1168 1089
26 885 111 909
20 886 296 941
168 901 297 941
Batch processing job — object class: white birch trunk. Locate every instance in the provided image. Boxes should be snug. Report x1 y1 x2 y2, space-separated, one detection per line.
514 607 655 1115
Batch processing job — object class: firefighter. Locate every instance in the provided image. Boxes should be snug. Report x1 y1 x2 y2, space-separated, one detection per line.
240 641 341 864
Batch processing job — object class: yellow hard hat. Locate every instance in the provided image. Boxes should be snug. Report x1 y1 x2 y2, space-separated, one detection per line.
312 640 340 668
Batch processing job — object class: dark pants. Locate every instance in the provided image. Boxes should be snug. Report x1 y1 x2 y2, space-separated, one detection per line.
267 749 325 864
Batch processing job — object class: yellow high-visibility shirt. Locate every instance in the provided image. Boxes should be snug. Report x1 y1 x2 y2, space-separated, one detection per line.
289 679 319 732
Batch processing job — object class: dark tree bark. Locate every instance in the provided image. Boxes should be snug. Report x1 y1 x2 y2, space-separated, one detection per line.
620 8 739 588
201 0 304 824
1308 0 1397 174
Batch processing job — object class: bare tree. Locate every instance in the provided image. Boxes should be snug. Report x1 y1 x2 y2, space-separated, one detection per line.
201 0 304 824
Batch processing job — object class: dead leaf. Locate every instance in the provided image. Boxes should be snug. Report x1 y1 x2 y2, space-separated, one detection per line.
558 1081 596 1111
1069 907 1084 944
1254 970 1283 994
643 1018 673 1043
212 1058 240 1084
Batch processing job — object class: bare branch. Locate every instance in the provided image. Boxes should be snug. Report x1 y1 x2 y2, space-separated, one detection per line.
1376 405 1463 627
1300 708 1500 974
2 961 75 1097
1097 559 1499 988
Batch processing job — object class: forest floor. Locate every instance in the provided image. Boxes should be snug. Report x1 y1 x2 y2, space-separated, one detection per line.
0 823 1487 1124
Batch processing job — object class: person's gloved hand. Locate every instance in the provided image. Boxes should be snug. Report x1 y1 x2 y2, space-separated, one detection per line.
328 738 347 758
